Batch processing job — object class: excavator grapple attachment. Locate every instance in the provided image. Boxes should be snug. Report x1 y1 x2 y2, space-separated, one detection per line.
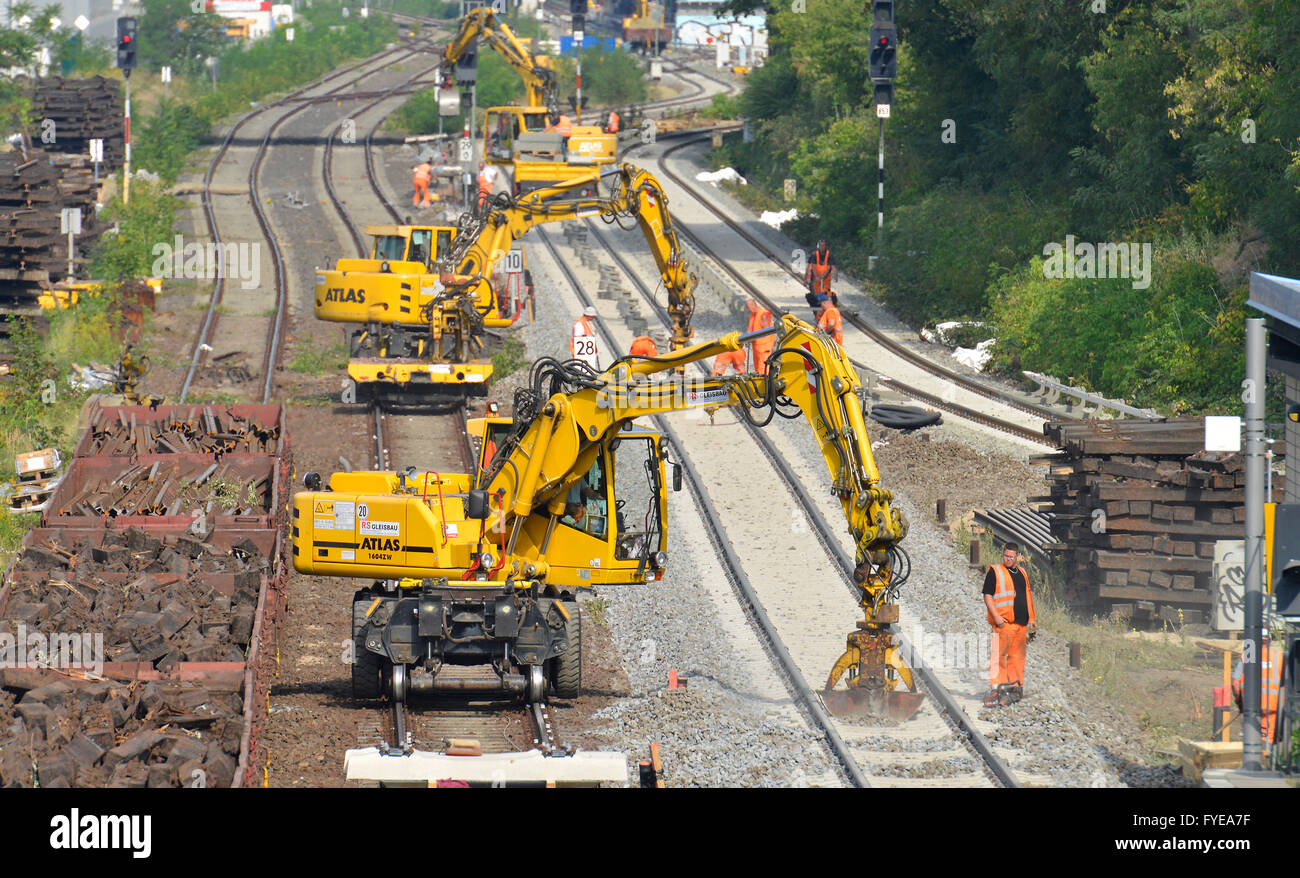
823 603 924 721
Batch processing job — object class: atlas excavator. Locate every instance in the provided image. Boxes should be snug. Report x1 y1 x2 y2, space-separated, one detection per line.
441 6 617 195
292 313 917 770
315 163 698 404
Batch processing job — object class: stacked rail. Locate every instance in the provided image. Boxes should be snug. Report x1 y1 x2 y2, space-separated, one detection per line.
1034 418 1283 623
0 404 291 788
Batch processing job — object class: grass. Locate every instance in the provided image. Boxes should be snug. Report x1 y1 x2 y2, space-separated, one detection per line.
289 338 349 375
582 597 610 629
490 335 528 384
0 508 39 569
185 391 241 406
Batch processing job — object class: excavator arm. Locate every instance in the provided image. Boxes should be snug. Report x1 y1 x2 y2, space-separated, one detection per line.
442 6 557 113
437 162 697 359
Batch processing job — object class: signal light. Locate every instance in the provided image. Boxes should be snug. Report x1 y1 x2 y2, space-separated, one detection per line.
116 16 137 71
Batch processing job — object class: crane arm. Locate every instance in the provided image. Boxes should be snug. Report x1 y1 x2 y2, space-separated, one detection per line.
436 163 697 353
482 313 905 567
442 6 557 112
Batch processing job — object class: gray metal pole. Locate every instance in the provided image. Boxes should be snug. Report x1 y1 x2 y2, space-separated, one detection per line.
1244 316 1266 770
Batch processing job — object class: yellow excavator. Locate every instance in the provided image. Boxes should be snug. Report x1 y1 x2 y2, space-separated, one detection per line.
441 7 617 195
315 163 698 403
292 313 914 720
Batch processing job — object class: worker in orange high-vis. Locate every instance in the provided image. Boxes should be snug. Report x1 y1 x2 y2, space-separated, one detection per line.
1232 632 1285 754
548 114 573 137
605 109 621 134
817 300 843 345
412 160 433 208
710 348 746 376
804 239 837 312
571 305 600 371
476 160 500 208
746 297 774 371
629 335 658 357
982 541 1036 707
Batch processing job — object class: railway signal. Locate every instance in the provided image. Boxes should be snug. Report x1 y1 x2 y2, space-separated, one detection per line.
116 17 137 204
115 16 137 72
868 1 895 112
868 1 896 255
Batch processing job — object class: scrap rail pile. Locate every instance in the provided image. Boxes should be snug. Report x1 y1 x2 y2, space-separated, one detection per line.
50 458 273 519
1035 418 1283 624
0 529 264 788
79 406 282 456
0 404 291 788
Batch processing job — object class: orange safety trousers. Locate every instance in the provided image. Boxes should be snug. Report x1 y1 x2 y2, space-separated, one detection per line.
711 349 746 376
989 622 1028 688
413 175 431 207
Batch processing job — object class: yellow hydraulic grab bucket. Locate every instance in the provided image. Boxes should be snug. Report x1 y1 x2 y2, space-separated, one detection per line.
823 603 925 721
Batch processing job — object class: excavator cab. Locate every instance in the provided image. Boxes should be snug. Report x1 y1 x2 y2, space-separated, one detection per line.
315 224 504 405
484 107 553 165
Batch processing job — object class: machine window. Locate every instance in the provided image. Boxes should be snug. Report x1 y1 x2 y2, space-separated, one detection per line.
408 229 432 266
614 437 660 561
373 235 405 260
559 458 608 539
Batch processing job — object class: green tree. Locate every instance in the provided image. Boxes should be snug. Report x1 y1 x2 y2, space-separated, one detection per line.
137 0 226 76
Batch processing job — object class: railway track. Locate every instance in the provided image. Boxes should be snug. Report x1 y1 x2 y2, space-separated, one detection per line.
632 135 1064 448
356 372 576 781
533 220 1022 787
180 43 437 405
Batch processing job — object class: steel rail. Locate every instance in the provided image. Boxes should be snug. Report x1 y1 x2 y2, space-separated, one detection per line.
534 224 871 788
580 217 1021 788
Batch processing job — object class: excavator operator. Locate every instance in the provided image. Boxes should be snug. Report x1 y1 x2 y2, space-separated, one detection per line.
562 461 607 537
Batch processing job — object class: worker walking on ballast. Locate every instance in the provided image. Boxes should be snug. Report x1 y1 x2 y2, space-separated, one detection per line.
983 541 1036 707
805 239 838 313
412 159 433 208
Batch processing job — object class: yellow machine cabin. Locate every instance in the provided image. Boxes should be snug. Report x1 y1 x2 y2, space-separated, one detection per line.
314 223 511 405
442 7 617 193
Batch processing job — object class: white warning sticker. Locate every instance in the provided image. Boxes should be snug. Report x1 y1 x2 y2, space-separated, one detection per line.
334 500 355 531
443 523 458 538
360 520 400 536
314 518 335 530
341 550 355 560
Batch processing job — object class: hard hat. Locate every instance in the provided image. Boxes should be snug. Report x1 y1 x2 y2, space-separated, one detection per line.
583 306 597 318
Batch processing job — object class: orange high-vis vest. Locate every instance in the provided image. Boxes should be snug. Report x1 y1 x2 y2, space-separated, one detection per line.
629 335 657 357
1234 641 1284 742
808 248 832 294
987 563 1034 627
817 304 843 344
747 303 774 366
553 115 573 137
570 314 595 357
